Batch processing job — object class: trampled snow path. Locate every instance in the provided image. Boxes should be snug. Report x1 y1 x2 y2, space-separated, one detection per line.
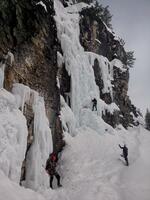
119 127 150 200
43 126 150 200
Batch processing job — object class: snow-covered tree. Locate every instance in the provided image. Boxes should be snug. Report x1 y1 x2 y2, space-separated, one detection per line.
145 109 150 130
126 51 136 68
101 5 113 28
81 1 112 28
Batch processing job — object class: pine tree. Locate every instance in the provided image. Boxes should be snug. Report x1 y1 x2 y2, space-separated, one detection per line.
101 5 113 29
126 51 136 68
145 109 150 130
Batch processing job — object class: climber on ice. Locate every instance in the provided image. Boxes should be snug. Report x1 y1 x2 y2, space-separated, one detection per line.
92 98 97 111
45 152 62 189
119 144 129 166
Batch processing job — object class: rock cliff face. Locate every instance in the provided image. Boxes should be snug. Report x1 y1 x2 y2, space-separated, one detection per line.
0 0 141 189
79 6 140 128
0 0 140 179
0 0 64 153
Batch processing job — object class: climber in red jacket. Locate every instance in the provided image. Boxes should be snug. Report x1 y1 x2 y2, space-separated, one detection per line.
45 153 62 189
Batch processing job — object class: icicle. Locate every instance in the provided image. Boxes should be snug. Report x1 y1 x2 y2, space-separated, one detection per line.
12 83 53 189
57 51 64 68
5 51 15 65
12 83 31 112
0 63 6 88
25 92 53 190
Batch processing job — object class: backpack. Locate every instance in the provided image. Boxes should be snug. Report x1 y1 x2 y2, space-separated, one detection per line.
50 153 58 162
45 158 56 175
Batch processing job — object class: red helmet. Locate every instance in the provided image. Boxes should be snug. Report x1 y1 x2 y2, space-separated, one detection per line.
50 153 57 161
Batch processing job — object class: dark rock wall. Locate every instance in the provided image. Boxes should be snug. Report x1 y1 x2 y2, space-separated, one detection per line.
112 67 139 128
80 7 127 64
59 64 71 107
0 0 64 156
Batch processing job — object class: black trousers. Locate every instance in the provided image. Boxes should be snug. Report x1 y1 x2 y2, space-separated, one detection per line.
121 154 129 166
92 104 97 111
50 172 60 188
124 156 129 166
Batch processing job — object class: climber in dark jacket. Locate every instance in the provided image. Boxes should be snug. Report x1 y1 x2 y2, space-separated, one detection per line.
45 153 62 189
92 98 97 111
119 144 129 166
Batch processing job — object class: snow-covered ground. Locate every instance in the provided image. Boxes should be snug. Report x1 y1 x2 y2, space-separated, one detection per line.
119 127 150 200
0 171 45 200
41 125 150 200
0 123 150 200
0 85 149 200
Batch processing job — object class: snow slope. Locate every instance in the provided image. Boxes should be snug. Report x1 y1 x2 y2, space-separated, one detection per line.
120 127 150 200
0 171 45 200
0 121 150 200
42 126 150 200
0 88 28 183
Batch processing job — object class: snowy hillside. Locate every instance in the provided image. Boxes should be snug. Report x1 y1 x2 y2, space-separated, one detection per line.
43 126 150 200
0 120 150 200
0 0 149 200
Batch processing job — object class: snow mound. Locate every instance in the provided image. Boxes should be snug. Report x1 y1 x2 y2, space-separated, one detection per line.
0 171 45 200
79 108 114 134
0 88 28 183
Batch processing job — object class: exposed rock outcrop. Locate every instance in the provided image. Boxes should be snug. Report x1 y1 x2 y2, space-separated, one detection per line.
79 6 140 128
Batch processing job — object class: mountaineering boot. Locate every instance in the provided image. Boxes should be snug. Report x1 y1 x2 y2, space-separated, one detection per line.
50 176 53 189
58 183 62 187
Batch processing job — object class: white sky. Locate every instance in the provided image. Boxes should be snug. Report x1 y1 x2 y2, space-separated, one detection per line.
99 0 150 114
